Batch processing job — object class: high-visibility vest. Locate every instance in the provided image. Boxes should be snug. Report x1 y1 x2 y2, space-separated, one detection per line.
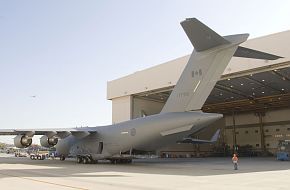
232 157 238 162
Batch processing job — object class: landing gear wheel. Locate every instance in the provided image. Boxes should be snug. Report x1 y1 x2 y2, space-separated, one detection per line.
60 155 66 161
86 156 92 164
82 157 89 164
77 156 83 163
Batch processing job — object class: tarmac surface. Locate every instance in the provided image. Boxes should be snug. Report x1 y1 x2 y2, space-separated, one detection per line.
0 153 290 190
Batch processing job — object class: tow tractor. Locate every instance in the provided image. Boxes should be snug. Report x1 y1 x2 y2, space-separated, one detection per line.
30 150 48 160
277 140 290 161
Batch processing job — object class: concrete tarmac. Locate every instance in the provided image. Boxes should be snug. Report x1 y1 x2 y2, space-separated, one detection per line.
0 153 290 190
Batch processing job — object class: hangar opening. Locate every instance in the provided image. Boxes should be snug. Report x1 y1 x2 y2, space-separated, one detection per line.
107 30 290 157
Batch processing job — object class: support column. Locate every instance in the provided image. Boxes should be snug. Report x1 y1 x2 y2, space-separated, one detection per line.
232 111 237 153
258 112 266 153
131 95 134 120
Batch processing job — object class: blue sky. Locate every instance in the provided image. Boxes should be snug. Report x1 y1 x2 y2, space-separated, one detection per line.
1 0 290 143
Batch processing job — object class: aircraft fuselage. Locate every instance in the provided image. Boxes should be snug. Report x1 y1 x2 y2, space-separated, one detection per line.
56 111 222 160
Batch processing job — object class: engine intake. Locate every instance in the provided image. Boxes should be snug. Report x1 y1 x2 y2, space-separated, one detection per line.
14 135 33 148
40 135 58 148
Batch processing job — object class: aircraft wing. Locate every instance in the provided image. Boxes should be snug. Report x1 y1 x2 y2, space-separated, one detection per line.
177 129 220 144
0 127 97 138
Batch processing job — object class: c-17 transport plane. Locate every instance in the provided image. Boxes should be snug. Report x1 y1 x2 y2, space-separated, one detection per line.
0 18 282 164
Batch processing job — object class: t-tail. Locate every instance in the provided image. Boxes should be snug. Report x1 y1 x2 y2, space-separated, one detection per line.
161 18 282 113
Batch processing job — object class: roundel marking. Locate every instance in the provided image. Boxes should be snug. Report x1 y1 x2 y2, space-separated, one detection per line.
130 128 136 136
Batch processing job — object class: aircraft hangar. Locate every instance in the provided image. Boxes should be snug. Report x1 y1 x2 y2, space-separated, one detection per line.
107 30 290 157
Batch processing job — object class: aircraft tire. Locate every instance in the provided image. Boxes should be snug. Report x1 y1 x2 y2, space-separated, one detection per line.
110 159 132 164
82 157 89 164
88 157 97 164
60 155 66 161
77 156 83 163
87 156 92 164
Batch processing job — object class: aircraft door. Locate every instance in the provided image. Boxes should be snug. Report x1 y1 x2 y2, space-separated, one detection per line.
97 142 103 154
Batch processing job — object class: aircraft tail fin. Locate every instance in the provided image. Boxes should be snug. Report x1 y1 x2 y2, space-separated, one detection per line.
161 18 249 113
161 18 281 113
182 18 282 60
161 18 283 113
181 18 230 51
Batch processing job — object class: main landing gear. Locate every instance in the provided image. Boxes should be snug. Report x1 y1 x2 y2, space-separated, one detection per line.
110 159 132 164
76 155 97 164
75 155 133 164
60 155 66 161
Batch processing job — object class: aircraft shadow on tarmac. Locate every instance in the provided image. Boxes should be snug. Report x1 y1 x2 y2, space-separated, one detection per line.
0 156 290 179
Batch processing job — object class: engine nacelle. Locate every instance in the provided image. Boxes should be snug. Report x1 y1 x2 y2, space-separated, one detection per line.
40 135 58 148
14 135 33 148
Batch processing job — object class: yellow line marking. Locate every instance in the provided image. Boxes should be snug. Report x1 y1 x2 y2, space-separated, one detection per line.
0 172 88 190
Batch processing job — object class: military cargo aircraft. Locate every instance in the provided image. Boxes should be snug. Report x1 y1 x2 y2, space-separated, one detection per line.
0 18 282 164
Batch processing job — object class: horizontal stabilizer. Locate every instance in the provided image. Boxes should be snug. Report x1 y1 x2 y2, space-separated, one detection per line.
234 46 283 60
181 18 230 51
177 129 220 144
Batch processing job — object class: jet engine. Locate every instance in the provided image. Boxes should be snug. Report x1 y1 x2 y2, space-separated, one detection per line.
40 135 58 148
14 135 33 148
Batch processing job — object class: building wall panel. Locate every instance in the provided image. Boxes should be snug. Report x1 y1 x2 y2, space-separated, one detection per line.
112 96 132 124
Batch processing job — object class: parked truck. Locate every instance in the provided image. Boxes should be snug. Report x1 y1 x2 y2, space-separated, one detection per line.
277 140 290 161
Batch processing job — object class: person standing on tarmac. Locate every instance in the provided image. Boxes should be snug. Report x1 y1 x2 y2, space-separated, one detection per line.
232 154 239 170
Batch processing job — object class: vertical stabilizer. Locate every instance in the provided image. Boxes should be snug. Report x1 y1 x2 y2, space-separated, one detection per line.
161 18 249 113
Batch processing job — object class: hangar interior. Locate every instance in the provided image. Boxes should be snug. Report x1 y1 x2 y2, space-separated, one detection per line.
107 30 290 157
